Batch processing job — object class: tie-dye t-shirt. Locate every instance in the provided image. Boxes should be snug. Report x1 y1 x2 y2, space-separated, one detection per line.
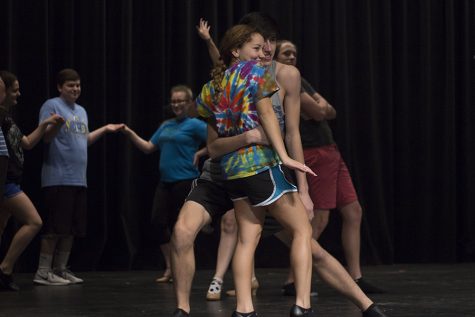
196 60 280 180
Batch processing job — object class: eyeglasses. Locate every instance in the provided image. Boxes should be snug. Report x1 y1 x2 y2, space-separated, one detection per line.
169 99 190 106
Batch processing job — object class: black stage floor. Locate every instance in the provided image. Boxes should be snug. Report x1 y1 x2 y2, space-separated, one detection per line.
1 264 474 317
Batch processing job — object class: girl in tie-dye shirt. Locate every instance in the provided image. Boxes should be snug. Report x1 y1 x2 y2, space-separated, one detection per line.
195 24 316 317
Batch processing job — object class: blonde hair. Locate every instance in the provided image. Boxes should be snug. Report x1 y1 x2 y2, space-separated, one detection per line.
170 84 193 100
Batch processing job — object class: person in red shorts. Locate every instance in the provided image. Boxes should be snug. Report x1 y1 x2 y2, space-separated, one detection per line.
275 39 384 294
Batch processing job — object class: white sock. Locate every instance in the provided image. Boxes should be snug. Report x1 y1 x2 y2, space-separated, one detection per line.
38 253 53 274
53 250 70 271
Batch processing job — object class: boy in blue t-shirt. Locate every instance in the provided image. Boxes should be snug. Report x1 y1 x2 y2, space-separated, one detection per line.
33 69 124 286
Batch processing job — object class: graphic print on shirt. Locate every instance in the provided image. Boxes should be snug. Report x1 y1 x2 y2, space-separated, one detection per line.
64 115 88 135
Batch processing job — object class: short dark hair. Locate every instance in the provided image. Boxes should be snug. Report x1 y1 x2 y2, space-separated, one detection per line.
239 12 280 40
0 70 18 90
57 68 80 86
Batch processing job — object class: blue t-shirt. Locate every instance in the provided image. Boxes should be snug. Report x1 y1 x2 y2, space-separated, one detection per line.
150 117 206 183
40 97 89 187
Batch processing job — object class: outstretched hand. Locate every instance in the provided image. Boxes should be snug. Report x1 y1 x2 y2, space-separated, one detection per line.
196 18 211 41
105 123 126 133
281 157 317 176
44 113 65 126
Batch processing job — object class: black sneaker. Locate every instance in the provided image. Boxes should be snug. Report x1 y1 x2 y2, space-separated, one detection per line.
0 270 19 291
231 311 258 317
172 308 189 317
363 304 389 317
289 304 315 317
282 282 318 297
355 278 385 294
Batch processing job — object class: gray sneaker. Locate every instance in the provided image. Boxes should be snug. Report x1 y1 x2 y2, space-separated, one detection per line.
56 269 84 284
33 271 71 286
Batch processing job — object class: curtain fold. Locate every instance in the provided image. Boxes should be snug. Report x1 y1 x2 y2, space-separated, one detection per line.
0 0 473 270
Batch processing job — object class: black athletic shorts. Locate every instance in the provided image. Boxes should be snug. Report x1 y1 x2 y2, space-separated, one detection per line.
185 178 233 218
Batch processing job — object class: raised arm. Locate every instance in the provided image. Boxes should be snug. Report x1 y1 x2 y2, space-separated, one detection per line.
22 114 65 150
196 18 221 66
88 123 124 146
120 125 157 154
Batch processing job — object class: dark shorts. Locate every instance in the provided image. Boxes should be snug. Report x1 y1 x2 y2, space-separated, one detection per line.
304 144 358 210
225 165 297 207
151 179 194 244
185 178 233 218
42 186 87 237
4 183 23 199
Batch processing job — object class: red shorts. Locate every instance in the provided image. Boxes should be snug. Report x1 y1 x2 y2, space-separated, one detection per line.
304 144 358 210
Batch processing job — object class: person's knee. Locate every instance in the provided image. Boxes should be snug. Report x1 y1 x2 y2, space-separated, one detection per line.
32 218 43 232
171 220 197 251
312 211 329 236
341 202 362 225
221 214 237 235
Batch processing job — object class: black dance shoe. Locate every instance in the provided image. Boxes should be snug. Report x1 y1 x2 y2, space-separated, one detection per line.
0 270 19 291
362 304 389 317
289 305 315 317
356 278 385 294
172 308 189 317
231 311 258 317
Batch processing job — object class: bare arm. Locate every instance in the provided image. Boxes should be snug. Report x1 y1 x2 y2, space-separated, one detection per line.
196 18 220 66
257 97 315 175
43 122 63 143
22 114 65 150
302 89 337 121
207 125 268 159
193 146 209 166
279 65 314 211
88 123 125 146
121 125 157 154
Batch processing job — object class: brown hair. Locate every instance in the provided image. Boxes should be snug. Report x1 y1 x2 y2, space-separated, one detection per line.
0 71 18 90
210 24 259 103
57 68 80 86
274 40 296 60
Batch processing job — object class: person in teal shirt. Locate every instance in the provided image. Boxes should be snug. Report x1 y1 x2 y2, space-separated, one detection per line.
122 84 207 283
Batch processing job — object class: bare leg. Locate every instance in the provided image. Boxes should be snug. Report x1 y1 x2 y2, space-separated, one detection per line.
233 200 265 313
339 201 363 279
277 230 373 311
0 210 11 246
213 209 237 280
159 243 172 276
268 192 313 309
0 193 42 274
171 201 212 313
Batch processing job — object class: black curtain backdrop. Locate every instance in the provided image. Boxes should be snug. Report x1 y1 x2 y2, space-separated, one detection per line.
0 0 473 271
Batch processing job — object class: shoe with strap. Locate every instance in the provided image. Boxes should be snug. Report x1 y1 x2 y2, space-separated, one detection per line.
56 269 84 284
206 277 223 301
33 270 70 286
